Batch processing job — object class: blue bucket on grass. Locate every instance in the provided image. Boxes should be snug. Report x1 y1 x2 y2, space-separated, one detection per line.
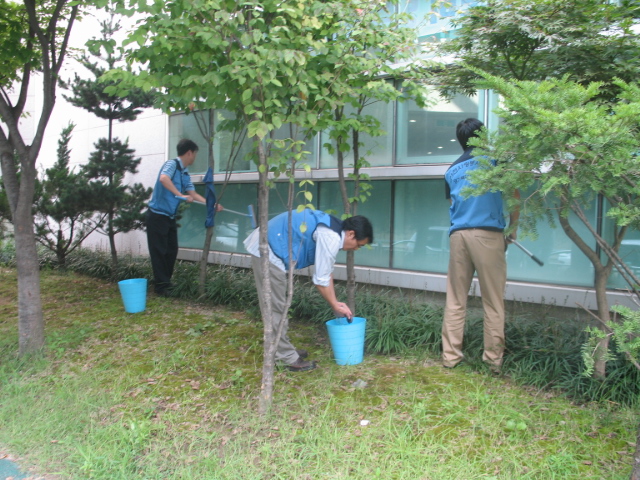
326 317 366 365
118 278 148 313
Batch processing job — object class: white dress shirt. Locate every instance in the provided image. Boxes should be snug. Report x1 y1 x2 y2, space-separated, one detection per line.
243 225 344 287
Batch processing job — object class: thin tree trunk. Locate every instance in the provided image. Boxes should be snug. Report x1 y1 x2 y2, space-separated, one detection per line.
592 267 612 380
198 110 216 297
109 216 118 272
256 138 276 415
558 203 613 379
345 128 362 312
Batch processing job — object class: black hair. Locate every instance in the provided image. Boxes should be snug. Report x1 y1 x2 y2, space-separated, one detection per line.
177 139 199 156
342 215 374 243
456 118 484 150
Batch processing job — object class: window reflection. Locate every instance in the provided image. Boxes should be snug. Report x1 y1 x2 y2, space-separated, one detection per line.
397 91 479 164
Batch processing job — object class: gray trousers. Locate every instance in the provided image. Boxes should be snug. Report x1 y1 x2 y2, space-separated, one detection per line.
442 229 507 368
251 255 298 365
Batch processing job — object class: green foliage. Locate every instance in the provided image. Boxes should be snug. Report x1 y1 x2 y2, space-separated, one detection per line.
0 1 40 88
33 123 101 267
431 0 640 101
62 10 156 123
62 9 154 270
465 75 640 253
81 137 152 267
583 304 640 378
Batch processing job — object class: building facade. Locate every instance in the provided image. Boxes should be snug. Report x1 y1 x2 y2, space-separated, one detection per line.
31 0 639 311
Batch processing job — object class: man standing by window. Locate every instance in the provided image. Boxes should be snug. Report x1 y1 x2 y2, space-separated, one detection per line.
442 118 520 373
146 139 220 296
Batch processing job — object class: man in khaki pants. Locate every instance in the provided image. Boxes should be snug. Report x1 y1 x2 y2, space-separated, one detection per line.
442 118 519 372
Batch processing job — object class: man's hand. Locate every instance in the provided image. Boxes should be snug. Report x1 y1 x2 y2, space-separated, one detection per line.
332 302 353 321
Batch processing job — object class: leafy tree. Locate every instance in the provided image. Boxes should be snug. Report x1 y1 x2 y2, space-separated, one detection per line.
107 0 425 413
315 2 429 309
81 137 152 271
0 0 80 355
466 73 640 381
430 0 640 101
34 123 102 267
63 8 154 270
63 10 156 144
429 0 640 379
582 302 640 480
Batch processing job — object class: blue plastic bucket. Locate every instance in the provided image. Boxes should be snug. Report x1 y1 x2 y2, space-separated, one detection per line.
326 317 366 365
118 278 148 313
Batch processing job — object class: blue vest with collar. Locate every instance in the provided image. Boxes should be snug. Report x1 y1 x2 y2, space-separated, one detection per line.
267 209 343 270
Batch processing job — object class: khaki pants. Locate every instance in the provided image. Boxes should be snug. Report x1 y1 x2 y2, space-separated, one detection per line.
442 229 506 368
251 255 298 365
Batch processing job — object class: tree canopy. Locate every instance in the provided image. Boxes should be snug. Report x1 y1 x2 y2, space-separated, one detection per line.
431 0 640 101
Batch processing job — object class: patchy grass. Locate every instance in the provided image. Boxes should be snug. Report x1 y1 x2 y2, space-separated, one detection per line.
0 268 637 480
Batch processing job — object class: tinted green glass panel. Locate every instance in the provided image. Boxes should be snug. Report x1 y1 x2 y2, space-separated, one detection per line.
168 111 213 175
318 181 392 268
506 195 595 287
393 179 451 272
266 181 319 219
602 199 640 290
177 183 257 252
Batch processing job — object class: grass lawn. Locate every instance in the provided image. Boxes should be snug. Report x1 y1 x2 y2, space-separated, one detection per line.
0 267 637 479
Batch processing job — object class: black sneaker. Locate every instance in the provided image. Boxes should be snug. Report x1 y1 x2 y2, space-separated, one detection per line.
296 349 309 359
286 357 317 372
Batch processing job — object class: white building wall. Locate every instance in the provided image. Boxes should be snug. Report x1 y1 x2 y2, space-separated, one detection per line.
29 9 169 257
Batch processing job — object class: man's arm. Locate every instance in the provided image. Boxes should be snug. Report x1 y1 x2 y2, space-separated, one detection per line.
315 276 353 320
159 174 184 197
313 226 353 319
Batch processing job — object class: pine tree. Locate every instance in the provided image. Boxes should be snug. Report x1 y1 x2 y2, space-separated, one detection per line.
33 123 101 267
82 137 152 270
63 9 155 270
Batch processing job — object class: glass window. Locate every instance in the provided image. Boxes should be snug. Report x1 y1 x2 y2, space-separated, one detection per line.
399 0 479 42
319 97 394 169
393 179 451 272
168 111 214 175
178 183 257 253
267 181 319 219
506 193 595 288
213 110 256 174
318 181 392 268
602 199 640 290
396 90 480 165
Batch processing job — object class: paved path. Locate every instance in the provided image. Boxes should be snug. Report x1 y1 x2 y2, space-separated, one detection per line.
0 457 29 480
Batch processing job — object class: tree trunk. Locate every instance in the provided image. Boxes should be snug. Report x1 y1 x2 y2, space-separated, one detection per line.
198 109 216 297
199 227 214 297
592 266 612 380
255 139 276 415
108 215 118 273
558 205 613 379
14 201 45 355
345 128 362 313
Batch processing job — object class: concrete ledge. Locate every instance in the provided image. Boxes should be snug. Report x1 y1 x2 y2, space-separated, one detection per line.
177 248 636 311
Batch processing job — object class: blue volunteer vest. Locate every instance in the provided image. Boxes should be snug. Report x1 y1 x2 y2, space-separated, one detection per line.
445 150 505 235
148 159 189 218
267 209 343 270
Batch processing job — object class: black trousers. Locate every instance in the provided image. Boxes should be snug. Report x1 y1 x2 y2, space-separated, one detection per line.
146 210 178 293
